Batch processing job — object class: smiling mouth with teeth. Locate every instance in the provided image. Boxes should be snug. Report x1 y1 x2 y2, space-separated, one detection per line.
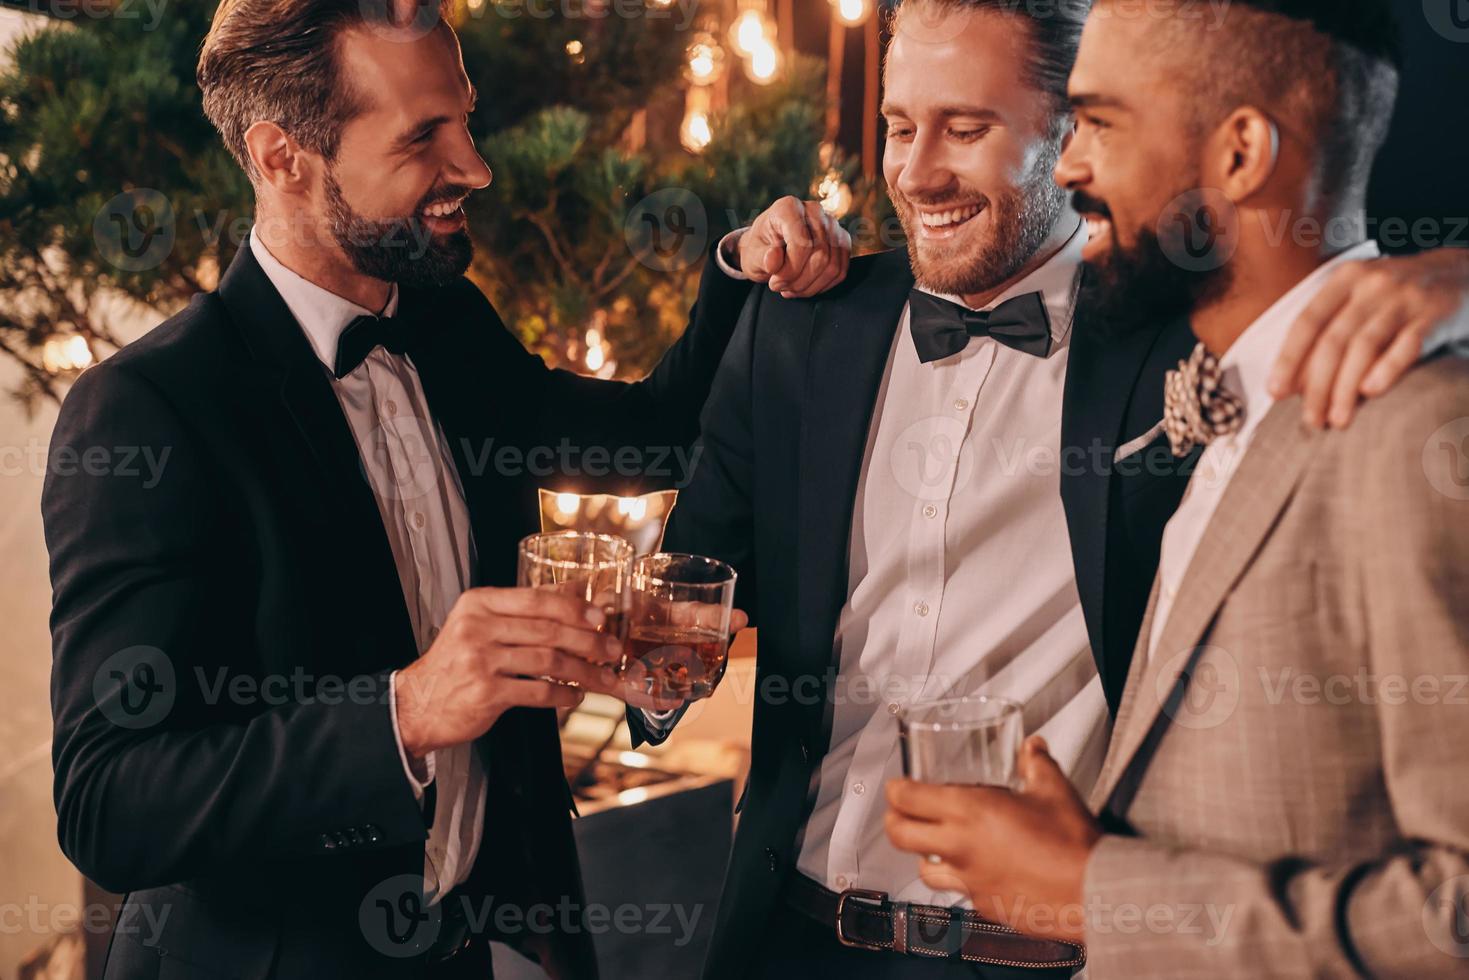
420 198 466 220
916 202 984 234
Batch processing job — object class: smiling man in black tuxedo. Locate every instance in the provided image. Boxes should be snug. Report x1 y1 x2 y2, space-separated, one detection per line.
41 1 847 978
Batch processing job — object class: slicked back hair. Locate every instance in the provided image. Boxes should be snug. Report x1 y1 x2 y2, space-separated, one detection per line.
197 0 455 183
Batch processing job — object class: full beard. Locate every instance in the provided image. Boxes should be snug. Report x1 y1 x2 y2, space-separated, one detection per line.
1074 186 1234 340
893 143 1069 297
323 170 474 289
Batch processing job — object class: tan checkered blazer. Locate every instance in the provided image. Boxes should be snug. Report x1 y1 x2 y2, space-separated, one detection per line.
1082 357 1469 979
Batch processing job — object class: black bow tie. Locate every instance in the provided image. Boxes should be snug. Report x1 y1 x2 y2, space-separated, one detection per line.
908 289 1054 363
333 314 415 379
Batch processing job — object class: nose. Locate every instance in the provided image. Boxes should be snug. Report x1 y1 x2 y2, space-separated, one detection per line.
895 131 955 202
446 127 493 191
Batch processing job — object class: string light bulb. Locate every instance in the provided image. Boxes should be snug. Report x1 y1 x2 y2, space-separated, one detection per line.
680 85 714 153
745 37 780 84
832 0 873 27
729 8 769 56
815 169 854 218
42 332 94 374
684 33 727 86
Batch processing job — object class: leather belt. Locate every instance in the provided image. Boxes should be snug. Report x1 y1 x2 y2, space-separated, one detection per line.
783 874 1085 970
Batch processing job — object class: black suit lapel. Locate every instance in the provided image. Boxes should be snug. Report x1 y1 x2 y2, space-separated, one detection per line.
795 251 915 700
217 243 418 673
1061 312 1197 708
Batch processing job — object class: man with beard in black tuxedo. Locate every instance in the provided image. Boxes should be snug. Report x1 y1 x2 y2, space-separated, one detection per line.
42 2 847 977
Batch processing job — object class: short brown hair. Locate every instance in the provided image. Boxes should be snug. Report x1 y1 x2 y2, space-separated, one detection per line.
891 0 1092 125
197 0 454 182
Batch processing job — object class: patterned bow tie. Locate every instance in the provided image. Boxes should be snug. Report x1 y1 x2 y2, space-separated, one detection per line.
1163 341 1245 457
334 314 415 379
908 289 1054 364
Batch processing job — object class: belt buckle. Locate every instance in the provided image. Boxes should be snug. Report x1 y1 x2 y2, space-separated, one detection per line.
835 888 888 951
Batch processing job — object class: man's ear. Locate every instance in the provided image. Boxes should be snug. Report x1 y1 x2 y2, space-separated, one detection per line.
243 120 315 196
1206 107 1279 205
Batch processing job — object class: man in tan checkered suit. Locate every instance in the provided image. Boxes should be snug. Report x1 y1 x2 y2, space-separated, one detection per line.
882 0 1469 976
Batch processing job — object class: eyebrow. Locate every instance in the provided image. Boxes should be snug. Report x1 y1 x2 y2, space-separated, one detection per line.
880 103 1003 123
1068 92 1128 112
389 83 479 153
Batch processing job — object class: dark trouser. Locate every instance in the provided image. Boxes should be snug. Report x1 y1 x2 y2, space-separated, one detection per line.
749 905 1077 980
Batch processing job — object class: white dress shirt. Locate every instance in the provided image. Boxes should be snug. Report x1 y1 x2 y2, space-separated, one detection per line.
1146 240 1382 662
250 230 485 904
720 217 1109 905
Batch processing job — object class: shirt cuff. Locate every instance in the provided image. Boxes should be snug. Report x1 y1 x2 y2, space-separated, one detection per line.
715 229 751 281
389 670 435 801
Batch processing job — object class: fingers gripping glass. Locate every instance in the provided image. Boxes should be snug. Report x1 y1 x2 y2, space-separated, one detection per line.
517 531 633 685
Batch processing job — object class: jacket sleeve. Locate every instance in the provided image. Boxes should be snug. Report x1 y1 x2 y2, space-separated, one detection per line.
625 287 764 749
45 364 428 894
531 244 755 495
1081 362 1469 979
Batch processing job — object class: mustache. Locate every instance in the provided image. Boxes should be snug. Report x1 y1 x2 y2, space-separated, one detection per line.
893 189 989 211
1071 190 1112 220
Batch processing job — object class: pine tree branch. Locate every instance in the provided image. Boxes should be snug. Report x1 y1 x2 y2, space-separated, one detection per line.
525 204 585 291
0 331 64 408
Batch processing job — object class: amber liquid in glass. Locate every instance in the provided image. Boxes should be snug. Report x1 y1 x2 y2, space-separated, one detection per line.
624 625 728 701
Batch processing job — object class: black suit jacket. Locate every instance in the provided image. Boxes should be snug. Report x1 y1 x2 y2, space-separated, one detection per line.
635 249 1197 980
44 241 750 979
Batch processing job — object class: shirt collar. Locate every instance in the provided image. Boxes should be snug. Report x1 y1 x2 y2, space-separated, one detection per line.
247 227 399 374
1219 239 1382 427
913 209 1086 349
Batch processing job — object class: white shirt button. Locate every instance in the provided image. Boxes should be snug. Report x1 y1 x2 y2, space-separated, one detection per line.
887 702 901 716
914 600 930 617
383 399 398 417
953 398 969 412
922 504 938 519
413 512 427 529
852 782 866 796
835 875 849 890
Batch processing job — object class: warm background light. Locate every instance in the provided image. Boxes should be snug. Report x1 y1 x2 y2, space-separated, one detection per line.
833 0 873 27
729 9 767 56
745 38 779 84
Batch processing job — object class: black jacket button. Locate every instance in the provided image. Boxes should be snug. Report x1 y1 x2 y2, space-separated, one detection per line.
765 847 779 871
